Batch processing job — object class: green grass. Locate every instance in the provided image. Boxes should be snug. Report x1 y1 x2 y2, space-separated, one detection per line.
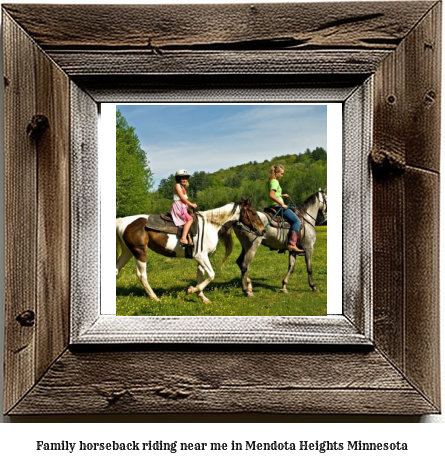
116 226 327 316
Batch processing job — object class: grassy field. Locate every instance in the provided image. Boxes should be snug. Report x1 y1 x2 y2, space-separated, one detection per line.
116 226 327 316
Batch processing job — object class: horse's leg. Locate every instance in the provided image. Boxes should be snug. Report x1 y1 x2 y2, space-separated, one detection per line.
116 245 133 276
304 248 317 292
235 248 251 296
280 252 297 293
236 237 261 297
232 234 261 297
135 259 160 301
116 224 132 275
187 254 215 304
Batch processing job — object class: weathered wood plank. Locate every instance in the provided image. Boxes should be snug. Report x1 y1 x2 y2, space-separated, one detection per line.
405 168 441 409
404 1 441 171
371 2 441 412
2 2 436 50
3 12 38 414
74 74 365 103
47 50 390 76
9 349 438 415
372 47 406 369
34 43 71 380
70 83 99 338
2 2 441 417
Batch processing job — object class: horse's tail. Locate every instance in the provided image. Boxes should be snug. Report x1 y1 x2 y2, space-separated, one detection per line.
218 224 233 269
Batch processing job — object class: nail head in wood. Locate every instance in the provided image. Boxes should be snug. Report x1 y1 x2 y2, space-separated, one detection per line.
425 90 436 105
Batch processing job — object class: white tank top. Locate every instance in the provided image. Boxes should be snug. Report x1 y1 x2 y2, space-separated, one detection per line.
173 191 188 201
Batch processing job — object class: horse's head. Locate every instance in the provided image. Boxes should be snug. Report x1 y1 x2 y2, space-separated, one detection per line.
239 196 265 236
318 188 328 221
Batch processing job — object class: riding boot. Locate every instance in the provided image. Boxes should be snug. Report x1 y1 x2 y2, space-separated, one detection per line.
287 231 304 253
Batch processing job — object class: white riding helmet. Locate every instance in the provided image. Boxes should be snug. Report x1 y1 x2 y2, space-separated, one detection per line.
175 169 191 177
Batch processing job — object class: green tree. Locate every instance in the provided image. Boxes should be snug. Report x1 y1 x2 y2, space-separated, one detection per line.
311 147 327 161
157 174 176 199
116 110 154 216
189 171 211 198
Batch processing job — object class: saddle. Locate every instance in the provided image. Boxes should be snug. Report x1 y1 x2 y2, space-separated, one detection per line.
144 212 198 237
263 207 304 230
263 207 305 254
144 213 198 259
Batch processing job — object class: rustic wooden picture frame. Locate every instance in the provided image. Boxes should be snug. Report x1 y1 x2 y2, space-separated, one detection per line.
3 2 441 416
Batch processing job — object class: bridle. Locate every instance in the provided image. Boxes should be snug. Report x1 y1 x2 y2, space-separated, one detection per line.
318 190 328 222
295 190 327 226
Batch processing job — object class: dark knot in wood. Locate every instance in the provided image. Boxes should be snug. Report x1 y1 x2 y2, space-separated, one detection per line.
16 310 35 327
95 386 130 406
27 114 49 140
154 386 191 400
105 390 128 406
370 148 405 177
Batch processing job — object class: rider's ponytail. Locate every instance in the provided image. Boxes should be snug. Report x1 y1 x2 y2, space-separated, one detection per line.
268 164 284 183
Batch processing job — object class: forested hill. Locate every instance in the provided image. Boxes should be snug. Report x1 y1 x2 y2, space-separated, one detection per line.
151 148 327 214
116 110 326 217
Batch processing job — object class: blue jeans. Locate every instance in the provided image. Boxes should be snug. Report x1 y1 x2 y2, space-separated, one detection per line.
282 208 301 233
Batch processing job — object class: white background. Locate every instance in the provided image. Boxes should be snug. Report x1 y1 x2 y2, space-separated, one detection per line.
0 0 444 462
104 103 342 314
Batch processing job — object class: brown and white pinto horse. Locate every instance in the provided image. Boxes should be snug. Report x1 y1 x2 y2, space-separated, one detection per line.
116 198 264 303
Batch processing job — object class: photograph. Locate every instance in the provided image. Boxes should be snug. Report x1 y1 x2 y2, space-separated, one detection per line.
1 0 442 434
115 104 329 316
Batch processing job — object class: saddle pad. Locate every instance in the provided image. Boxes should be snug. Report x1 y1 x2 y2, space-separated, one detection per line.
145 214 198 236
144 215 177 234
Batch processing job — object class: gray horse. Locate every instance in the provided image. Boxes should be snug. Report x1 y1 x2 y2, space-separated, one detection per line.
228 188 327 296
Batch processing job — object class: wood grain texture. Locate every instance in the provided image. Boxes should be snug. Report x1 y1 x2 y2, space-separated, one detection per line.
74 74 365 104
404 168 441 407
47 50 390 77
2 2 441 416
9 349 437 415
70 83 99 337
3 10 71 413
404 3 441 172
2 2 436 49
3 1 434 81
3 12 38 414
342 80 373 336
34 38 71 382
372 2 441 410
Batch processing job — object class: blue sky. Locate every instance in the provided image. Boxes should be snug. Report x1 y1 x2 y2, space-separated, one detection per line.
117 104 327 189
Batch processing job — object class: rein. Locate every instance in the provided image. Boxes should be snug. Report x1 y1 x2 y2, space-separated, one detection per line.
264 206 286 242
290 192 327 228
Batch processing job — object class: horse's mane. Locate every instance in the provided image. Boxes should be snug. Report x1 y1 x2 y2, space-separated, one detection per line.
301 191 320 210
200 202 238 226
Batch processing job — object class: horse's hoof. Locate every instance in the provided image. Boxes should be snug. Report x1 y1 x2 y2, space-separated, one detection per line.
187 286 195 295
311 287 318 292
202 299 211 304
280 288 288 294
151 296 160 302
245 292 254 298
